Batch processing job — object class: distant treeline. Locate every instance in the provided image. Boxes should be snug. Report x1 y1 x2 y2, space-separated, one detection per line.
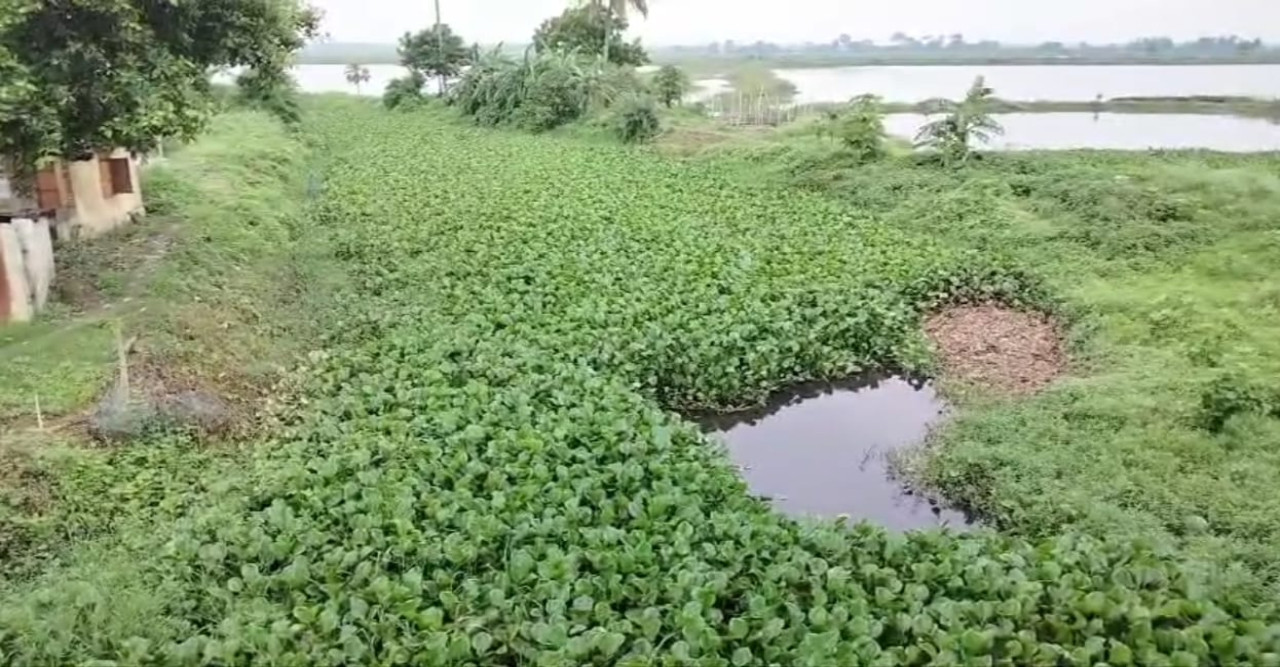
656 34 1280 67
298 34 1280 67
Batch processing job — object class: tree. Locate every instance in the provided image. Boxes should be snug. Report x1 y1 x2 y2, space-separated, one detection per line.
345 63 372 94
833 94 887 163
652 65 688 107
0 0 318 169
585 0 648 63
533 5 647 67
914 76 1003 165
399 24 469 95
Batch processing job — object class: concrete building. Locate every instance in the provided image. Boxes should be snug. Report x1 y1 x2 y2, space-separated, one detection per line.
0 149 143 323
0 149 145 240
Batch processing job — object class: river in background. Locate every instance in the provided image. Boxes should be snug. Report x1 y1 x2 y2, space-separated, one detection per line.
258 65 1280 151
777 64 1280 103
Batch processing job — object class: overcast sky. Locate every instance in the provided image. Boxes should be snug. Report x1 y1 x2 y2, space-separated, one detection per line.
312 0 1280 46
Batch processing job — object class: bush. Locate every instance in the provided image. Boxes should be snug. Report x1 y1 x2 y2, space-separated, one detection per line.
452 49 644 134
834 94 888 164
612 93 660 143
234 67 300 125
383 71 427 110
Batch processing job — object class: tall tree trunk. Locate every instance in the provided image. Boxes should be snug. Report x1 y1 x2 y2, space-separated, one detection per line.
434 0 446 95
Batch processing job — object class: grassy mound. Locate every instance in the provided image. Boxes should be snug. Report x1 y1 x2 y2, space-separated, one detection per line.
3 101 1276 664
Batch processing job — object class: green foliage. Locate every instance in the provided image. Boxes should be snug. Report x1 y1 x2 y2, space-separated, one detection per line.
3 101 1278 664
652 64 688 107
821 94 888 164
533 5 648 67
452 49 634 132
383 71 427 110
235 66 301 125
915 76 1004 165
612 93 661 142
398 23 469 90
0 0 318 165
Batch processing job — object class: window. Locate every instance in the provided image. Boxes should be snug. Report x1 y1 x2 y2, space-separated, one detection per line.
108 157 133 195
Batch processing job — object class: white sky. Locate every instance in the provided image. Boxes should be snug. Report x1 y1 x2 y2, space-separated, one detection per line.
312 0 1280 46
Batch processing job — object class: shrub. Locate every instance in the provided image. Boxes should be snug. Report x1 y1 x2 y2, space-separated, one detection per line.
234 66 300 125
383 71 426 110
612 93 660 142
835 94 888 163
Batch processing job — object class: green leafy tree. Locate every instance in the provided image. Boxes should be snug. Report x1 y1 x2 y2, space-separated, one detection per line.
652 65 688 107
832 94 888 163
399 24 469 95
914 76 1003 165
533 5 648 67
0 0 318 169
344 63 372 94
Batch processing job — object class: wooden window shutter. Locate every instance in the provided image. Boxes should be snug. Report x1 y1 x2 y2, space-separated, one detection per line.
108 158 133 194
36 166 62 210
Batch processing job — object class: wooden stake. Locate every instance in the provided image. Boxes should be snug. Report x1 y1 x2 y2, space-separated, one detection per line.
115 319 129 398
34 393 44 431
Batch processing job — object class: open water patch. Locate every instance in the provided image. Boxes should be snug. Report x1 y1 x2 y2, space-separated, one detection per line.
693 374 973 530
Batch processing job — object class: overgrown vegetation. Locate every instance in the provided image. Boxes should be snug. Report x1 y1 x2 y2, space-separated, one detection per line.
4 100 1280 664
452 49 647 133
0 110 330 583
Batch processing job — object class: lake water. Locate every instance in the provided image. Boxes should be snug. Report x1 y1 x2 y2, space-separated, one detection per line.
779 65 1280 104
260 65 1280 151
885 112 1280 151
693 375 972 530
216 64 424 97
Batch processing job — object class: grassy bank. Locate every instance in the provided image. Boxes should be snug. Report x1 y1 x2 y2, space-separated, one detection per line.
0 111 328 581
694 128 1280 583
3 98 1278 664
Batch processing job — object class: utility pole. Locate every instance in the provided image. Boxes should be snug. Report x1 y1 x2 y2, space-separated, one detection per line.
434 0 446 95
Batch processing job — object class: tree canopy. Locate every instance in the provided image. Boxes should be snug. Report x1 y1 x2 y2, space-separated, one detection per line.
0 0 318 169
532 5 648 67
398 24 469 87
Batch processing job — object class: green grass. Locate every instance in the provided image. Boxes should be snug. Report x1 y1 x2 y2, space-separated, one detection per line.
3 100 1279 664
703 145 1280 585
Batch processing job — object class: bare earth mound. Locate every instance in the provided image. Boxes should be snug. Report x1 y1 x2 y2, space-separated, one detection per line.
924 304 1065 394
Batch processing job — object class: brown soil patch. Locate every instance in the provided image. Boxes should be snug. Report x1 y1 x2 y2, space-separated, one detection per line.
924 304 1065 395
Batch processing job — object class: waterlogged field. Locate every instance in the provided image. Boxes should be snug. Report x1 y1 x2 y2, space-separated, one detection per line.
4 101 1280 664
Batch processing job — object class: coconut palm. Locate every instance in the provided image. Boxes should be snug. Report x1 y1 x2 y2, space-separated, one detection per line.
344 63 371 94
582 0 648 62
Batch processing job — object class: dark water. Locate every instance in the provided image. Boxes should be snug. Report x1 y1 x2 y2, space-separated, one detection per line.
695 375 973 530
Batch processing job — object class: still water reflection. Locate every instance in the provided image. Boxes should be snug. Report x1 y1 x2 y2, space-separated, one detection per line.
696 375 972 531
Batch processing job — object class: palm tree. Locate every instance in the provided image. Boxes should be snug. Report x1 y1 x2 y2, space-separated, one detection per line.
582 0 648 63
344 63 371 94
